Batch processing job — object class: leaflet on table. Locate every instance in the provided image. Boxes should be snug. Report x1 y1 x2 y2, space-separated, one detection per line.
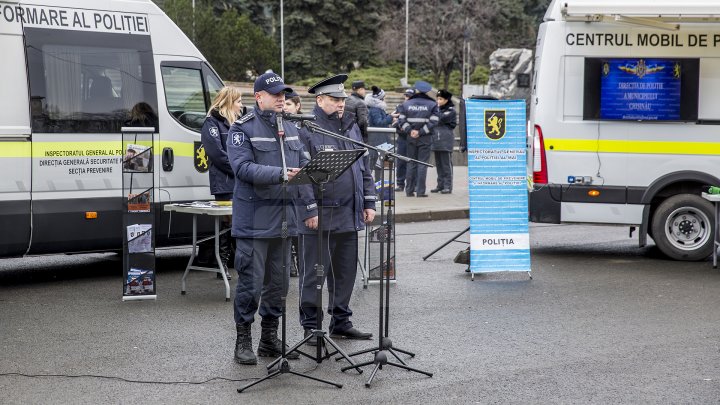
174 201 232 208
127 224 152 253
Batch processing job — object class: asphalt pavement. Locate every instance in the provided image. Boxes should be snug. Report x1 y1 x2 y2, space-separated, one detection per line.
2 171 720 403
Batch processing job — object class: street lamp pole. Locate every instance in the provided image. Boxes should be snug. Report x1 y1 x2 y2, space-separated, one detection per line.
404 0 409 87
191 0 196 42
280 0 284 79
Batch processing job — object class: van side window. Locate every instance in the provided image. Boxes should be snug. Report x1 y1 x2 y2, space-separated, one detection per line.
25 29 158 133
205 68 223 106
161 67 208 131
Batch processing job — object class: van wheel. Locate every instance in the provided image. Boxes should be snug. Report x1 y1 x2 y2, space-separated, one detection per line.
651 194 714 261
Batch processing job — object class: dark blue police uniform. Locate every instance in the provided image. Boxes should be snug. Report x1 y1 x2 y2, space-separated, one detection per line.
227 106 316 326
296 75 377 336
397 81 439 196
201 110 235 199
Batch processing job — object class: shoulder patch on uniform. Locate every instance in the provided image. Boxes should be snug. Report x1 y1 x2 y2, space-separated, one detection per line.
230 131 245 147
209 126 219 137
236 113 255 125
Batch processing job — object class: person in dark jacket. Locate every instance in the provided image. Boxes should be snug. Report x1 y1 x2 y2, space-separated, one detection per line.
392 88 414 191
397 81 439 197
344 80 369 141
226 73 316 365
297 74 377 342
430 89 457 194
365 86 393 180
200 86 244 279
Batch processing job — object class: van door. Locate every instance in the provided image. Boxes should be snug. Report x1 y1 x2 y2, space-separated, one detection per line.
156 60 223 243
0 16 31 257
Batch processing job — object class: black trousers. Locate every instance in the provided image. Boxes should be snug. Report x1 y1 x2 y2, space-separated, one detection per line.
233 237 289 325
405 139 431 195
298 231 358 332
433 151 453 191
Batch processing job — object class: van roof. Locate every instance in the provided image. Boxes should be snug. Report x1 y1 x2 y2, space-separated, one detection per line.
547 0 720 26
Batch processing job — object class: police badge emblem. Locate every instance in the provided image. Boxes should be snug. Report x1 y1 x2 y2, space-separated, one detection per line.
484 110 506 140
231 131 245 147
194 141 209 173
209 126 219 137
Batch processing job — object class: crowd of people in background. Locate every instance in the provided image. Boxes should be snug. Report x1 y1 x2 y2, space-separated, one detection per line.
353 80 458 197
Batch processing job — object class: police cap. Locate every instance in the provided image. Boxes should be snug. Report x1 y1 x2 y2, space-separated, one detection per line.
308 74 349 98
413 80 432 94
254 72 293 95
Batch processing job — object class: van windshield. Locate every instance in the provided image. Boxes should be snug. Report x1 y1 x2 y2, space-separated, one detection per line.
25 28 158 133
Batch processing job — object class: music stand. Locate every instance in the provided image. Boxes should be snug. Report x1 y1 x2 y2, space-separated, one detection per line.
280 149 367 369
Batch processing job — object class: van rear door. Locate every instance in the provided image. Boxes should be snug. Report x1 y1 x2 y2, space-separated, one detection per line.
0 8 31 257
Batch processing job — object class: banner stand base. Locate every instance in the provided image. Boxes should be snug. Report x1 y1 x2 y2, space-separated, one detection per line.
123 295 157 302
469 271 532 281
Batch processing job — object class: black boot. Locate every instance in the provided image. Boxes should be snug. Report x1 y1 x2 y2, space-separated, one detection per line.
234 323 257 365
257 318 299 359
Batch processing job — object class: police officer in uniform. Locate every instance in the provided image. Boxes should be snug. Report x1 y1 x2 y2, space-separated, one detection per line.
227 72 317 365
297 74 376 341
397 80 439 197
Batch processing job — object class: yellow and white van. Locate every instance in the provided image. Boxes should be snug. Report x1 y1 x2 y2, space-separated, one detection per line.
530 0 720 260
0 0 222 257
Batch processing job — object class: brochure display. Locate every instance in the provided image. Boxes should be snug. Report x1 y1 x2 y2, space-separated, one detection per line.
121 127 156 301
465 100 531 278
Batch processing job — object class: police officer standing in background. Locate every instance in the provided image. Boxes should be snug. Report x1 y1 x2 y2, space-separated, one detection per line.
297 74 376 341
430 89 457 194
227 72 317 365
398 80 439 197
200 86 244 279
344 80 369 141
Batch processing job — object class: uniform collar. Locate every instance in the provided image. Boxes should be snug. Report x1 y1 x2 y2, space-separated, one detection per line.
313 105 354 133
255 107 279 125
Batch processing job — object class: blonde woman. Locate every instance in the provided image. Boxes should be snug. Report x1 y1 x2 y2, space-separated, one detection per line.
199 86 244 278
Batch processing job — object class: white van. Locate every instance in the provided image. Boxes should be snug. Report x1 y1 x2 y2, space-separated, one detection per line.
529 0 720 260
0 0 222 257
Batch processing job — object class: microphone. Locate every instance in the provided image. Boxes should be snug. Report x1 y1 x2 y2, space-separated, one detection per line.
282 112 316 121
276 114 284 138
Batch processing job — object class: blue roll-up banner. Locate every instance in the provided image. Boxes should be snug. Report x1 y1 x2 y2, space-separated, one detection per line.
465 99 530 274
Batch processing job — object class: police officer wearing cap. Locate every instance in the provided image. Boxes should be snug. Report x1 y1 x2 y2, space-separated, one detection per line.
297 74 376 341
397 80 440 197
227 72 317 365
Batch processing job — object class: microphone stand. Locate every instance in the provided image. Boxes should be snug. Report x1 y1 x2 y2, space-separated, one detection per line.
239 114 342 393
294 120 433 386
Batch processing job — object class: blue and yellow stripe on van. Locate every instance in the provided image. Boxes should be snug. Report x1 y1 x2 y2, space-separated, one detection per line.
544 139 720 155
0 140 198 158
